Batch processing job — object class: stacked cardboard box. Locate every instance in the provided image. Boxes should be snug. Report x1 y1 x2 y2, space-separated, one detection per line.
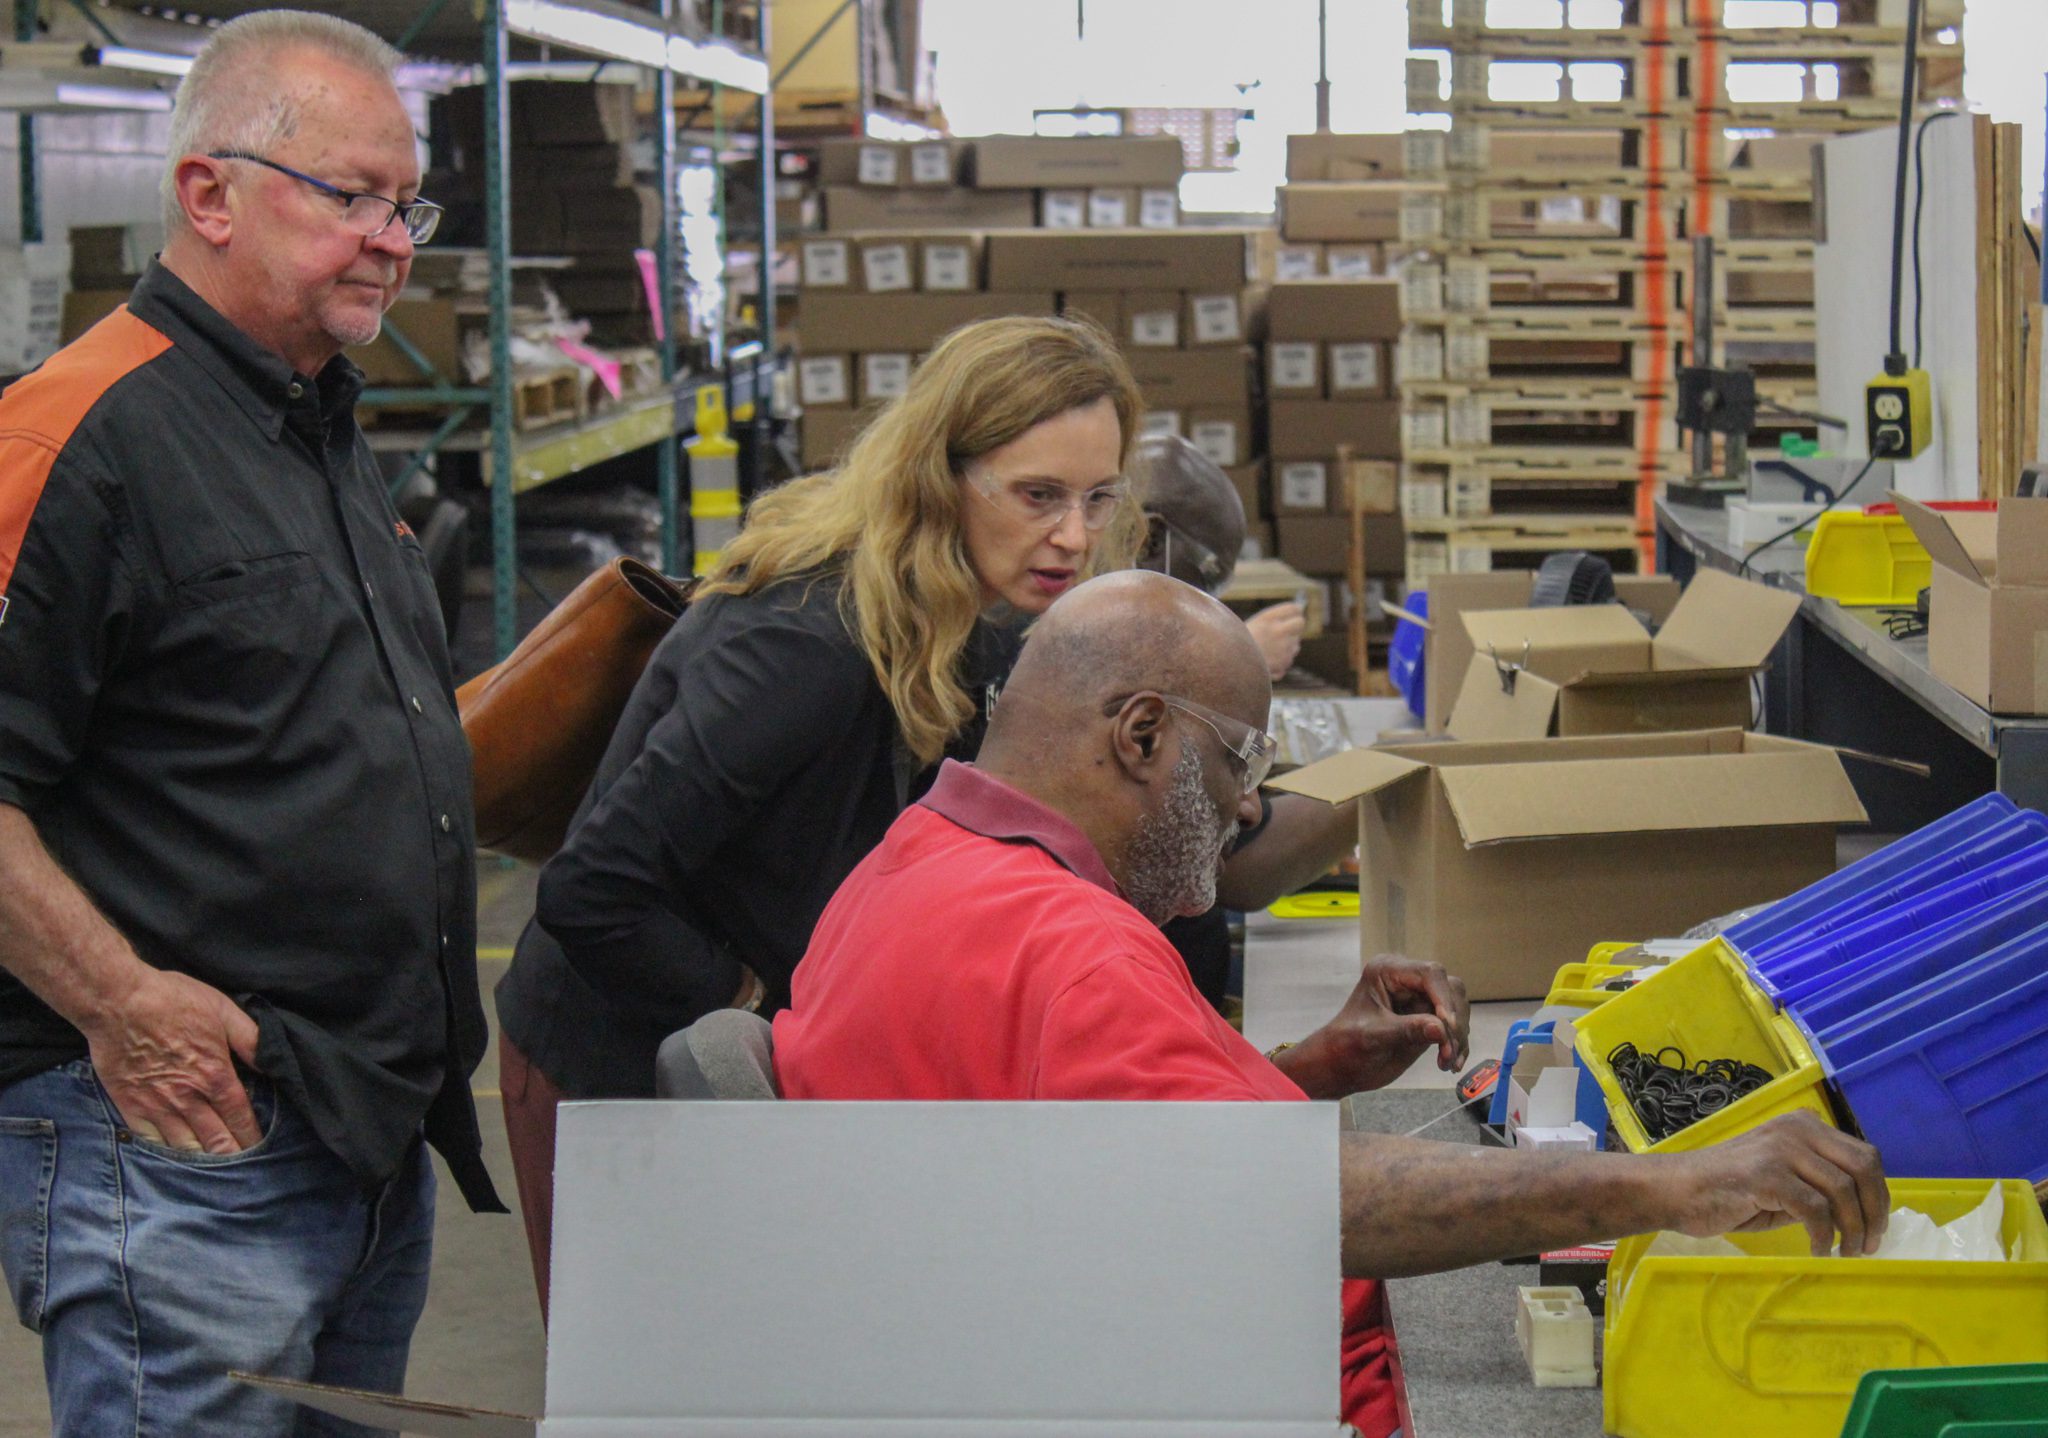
1273 132 1413 285
813 135 1185 235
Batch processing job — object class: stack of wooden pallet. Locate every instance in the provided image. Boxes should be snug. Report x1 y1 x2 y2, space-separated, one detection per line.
1399 0 1964 583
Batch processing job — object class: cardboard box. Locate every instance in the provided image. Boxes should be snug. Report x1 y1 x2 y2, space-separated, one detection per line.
1269 731 1868 997
906 139 971 187
1269 399 1402 461
1895 494 2048 715
920 234 983 292
818 138 970 188
859 352 914 404
800 404 870 471
1275 462 1334 517
1124 347 1252 407
972 135 1186 189
1443 570 1802 741
1088 188 1136 228
1186 405 1253 468
1268 280 1403 341
1186 288 1263 347
1138 187 1181 229
57 287 127 349
263 1102 1341 1437
797 291 1057 353
1039 189 1089 229
1060 291 1124 337
349 296 466 387
823 186 1036 233
856 236 917 293
1347 458 1399 514
797 353 852 407
1287 132 1405 182
986 230 1255 292
1488 131 1628 171
1419 573 1682 734
1280 183 1411 242
1124 290 1182 348
1328 341 1385 396
1222 460 1266 522
800 237 853 289
1275 514 1350 572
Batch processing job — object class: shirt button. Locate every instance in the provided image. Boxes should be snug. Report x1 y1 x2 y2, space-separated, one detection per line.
287 381 304 399
411 695 423 714
440 813 452 833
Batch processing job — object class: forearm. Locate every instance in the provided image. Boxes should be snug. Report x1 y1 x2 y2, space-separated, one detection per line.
0 803 150 1030
1215 794 1358 911
1338 1131 1677 1278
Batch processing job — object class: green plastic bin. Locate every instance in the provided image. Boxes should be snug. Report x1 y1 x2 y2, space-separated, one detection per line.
1838 1363 2048 1438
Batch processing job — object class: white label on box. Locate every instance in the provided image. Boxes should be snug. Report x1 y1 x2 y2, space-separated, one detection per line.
1138 409 1183 439
1403 129 1446 175
857 144 901 186
1275 245 1321 280
862 243 913 293
1088 190 1131 227
1190 420 1239 466
1540 195 1586 225
1325 246 1378 278
802 240 850 287
910 142 952 184
1041 191 1087 229
1139 188 1180 228
1190 294 1240 344
923 243 973 291
1270 342 1320 391
1279 462 1329 511
798 356 849 405
1446 259 1488 312
1398 329 1444 382
1401 262 1444 315
1129 309 1180 347
1446 329 1488 381
862 353 912 400
1400 192 1445 243
1329 342 1381 392
1449 395 1490 447
1404 407 1447 451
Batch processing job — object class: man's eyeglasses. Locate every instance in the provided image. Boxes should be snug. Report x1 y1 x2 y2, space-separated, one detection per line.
209 151 443 244
1102 691 1276 796
965 466 1128 532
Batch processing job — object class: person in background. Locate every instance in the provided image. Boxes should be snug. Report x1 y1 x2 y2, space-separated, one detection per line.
773 569 1892 1438
494 315 1147 1315
0 13 502 1434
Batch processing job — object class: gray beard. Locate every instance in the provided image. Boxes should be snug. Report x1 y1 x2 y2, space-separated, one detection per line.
1123 741 1238 926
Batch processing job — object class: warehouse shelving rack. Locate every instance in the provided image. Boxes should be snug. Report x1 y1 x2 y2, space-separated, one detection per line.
5 0 776 661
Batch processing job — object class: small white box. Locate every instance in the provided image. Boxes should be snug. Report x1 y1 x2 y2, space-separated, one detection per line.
922 241 975 292
1190 419 1240 467
1138 409 1183 439
861 353 913 401
1040 190 1087 229
1279 461 1330 511
1516 1285 1598 1388
1138 187 1180 228
1324 245 1379 279
1189 293 1242 344
1328 342 1380 394
1087 189 1131 228
861 242 914 293
800 239 850 288
856 143 901 186
798 355 850 406
1275 245 1321 281
1269 341 1320 393
909 142 953 184
1128 307 1180 348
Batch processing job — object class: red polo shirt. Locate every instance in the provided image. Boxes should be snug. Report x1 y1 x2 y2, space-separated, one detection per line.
774 760 1398 1438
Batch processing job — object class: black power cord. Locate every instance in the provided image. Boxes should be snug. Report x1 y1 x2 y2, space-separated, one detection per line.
1736 452 1882 579
1882 0 1924 379
1911 109 1962 369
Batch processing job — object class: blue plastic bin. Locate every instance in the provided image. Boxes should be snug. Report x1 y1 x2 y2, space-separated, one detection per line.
1832 951 2048 1182
1723 793 2016 955
1388 591 1427 722
1788 875 2048 1030
1812 918 2048 1072
1743 838 2048 1004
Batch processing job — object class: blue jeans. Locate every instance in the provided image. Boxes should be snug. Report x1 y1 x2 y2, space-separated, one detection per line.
0 1058 435 1437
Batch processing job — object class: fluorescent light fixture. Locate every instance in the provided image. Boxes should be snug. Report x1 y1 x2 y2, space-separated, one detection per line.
502 0 765 93
54 81 172 110
87 45 194 77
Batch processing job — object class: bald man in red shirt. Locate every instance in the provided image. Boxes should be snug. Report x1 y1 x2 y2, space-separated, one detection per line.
774 570 1890 1438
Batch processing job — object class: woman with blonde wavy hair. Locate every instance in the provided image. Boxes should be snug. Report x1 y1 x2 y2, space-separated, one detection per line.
493 314 1145 1313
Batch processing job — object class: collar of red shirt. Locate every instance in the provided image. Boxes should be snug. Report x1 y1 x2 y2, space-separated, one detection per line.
918 760 1122 898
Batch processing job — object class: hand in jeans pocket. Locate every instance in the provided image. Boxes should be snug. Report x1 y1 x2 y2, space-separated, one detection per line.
81 968 262 1155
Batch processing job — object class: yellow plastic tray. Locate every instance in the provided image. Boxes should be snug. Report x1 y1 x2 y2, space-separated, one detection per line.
1604 1179 2048 1438
1545 953 1643 1009
1572 937 1836 1154
1803 511 1932 606
1267 891 1359 921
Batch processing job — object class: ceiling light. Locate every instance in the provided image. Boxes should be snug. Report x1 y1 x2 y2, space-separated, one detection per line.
86 45 194 77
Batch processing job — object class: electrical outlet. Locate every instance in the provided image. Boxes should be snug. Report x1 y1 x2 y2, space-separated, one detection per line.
1865 369 1933 458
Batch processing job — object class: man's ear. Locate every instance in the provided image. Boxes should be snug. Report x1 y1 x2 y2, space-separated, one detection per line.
174 155 235 247
1109 694 1173 782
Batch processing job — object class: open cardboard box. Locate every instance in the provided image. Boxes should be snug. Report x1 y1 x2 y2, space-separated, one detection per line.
1416 573 1681 734
1268 729 1868 999
1892 493 2048 715
1446 570 1803 740
243 1102 1344 1436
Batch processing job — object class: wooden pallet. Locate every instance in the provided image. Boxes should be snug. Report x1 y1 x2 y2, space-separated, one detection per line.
1401 470 1643 524
512 367 588 432
1400 185 1815 245
1404 520 1647 583
1402 390 1678 454
1408 0 1960 44
1401 254 1814 316
1400 326 1680 384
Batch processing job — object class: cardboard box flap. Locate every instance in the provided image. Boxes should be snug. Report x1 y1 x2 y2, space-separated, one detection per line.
1460 604 1652 684
1892 492 1995 587
231 1374 535 1437
1447 651 1561 742
1993 498 2048 584
1267 746 1431 804
1652 569 1803 671
1434 748 1867 847
1563 664 1764 690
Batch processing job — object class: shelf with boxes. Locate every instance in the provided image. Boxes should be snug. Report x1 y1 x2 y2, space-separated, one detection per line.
1405 0 1964 48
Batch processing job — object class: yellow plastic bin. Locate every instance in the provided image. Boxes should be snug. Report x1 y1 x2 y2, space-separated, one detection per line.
1604 1179 2048 1438
1803 511 1932 606
1572 938 1837 1154
1544 955 1642 1009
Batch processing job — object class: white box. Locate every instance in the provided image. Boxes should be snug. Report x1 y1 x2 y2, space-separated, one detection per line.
1328 342 1381 394
1088 189 1132 227
1278 461 1330 511
257 1103 1344 1436
1269 341 1320 393
1275 245 1322 281
1324 245 1379 279
860 241 914 293
800 239 850 288
856 143 900 185
922 241 976 291
1190 419 1241 467
1138 408 1183 439
1138 187 1181 228
1189 293 1242 344
1040 190 1087 229
798 355 851 406
861 353 912 401
909 142 954 184
1128 304 1180 348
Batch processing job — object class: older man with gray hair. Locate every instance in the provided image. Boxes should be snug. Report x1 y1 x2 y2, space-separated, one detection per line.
0 12 500 1434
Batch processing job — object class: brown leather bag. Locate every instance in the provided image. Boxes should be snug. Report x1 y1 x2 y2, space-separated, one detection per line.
457 557 692 864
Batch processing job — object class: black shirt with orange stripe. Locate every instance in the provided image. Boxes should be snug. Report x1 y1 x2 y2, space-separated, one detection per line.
0 261 502 1211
